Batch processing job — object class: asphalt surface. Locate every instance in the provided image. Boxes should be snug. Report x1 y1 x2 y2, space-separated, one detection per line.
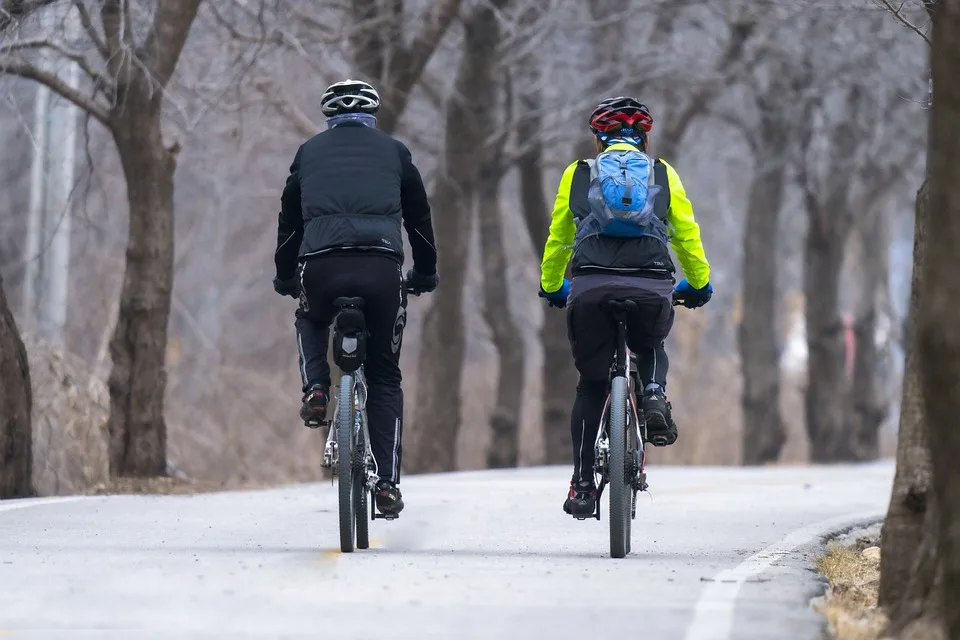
1 462 894 639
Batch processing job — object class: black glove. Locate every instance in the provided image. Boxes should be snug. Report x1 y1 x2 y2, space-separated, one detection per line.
273 276 299 298
405 269 438 295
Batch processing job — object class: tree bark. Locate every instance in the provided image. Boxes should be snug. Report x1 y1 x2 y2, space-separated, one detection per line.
848 207 888 460
479 157 524 470
739 132 788 465
879 183 935 620
516 66 577 465
105 101 177 476
804 200 854 462
405 2 502 473
918 4 960 634
0 272 33 498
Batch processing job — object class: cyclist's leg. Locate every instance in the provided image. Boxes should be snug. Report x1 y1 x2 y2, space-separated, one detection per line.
624 289 677 443
295 259 336 422
565 287 617 514
353 258 406 513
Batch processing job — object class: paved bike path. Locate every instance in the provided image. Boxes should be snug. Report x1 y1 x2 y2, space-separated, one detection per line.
0 462 894 639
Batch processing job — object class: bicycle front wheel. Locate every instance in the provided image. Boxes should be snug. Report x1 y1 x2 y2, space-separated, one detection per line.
337 373 357 553
608 375 631 559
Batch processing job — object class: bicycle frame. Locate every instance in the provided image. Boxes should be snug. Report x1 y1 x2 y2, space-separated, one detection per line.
323 367 378 493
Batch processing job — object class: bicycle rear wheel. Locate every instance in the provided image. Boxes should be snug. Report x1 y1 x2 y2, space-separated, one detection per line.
608 375 631 559
337 374 357 553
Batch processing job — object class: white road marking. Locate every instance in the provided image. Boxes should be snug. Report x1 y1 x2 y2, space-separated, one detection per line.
0 497 89 514
683 509 882 640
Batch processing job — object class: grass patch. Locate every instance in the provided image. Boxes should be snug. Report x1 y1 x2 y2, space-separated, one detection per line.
813 539 889 640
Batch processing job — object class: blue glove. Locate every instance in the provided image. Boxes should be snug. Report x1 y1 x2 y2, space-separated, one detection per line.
674 279 712 308
539 279 570 309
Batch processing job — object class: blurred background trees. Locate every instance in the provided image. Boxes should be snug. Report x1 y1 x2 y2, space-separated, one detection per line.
0 0 930 494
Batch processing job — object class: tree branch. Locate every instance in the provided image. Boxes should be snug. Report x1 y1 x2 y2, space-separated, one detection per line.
0 55 109 123
0 37 115 92
874 0 932 46
138 0 203 87
0 0 57 31
71 0 108 58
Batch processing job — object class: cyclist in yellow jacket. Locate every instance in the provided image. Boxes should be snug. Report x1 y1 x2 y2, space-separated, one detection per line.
538 97 713 517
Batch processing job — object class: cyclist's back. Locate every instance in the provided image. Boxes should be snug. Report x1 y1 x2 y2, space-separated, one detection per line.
272 79 438 517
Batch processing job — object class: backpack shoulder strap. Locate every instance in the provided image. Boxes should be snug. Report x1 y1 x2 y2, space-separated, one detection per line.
570 160 593 219
653 159 671 220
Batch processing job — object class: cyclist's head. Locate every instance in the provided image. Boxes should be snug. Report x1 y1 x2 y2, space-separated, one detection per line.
321 79 381 117
589 97 653 151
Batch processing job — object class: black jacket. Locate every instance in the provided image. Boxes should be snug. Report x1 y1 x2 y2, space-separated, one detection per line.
274 122 437 279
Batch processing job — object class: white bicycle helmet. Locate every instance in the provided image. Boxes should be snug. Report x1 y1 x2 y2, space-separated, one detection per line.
320 79 381 116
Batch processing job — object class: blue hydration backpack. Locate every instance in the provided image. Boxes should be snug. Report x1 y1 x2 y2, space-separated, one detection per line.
576 148 669 245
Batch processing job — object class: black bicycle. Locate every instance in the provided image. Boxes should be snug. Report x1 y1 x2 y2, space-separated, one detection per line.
318 282 425 553
546 290 689 558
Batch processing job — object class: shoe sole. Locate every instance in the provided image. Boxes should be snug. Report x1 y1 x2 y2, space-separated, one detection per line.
644 410 677 447
376 501 404 516
300 402 327 428
563 500 595 518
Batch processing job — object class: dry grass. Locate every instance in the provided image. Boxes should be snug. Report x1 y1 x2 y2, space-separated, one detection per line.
814 539 889 640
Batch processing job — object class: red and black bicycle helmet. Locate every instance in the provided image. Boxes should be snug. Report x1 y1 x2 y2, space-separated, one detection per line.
589 96 654 136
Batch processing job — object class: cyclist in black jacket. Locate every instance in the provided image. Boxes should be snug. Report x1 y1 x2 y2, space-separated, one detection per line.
272 79 438 516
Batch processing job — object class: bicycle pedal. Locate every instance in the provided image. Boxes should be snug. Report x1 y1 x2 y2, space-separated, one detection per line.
304 418 324 429
651 436 669 447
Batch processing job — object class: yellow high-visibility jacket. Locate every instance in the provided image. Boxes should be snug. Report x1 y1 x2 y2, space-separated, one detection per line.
539 143 710 293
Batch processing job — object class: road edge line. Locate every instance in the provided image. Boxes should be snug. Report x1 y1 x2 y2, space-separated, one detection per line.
682 509 882 640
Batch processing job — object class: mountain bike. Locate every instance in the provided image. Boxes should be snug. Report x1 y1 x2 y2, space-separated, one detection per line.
318 283 424 553
546 291 687 558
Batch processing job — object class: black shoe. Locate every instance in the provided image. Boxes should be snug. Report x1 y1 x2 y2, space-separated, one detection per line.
642 387 678 446
299 384 328 427
375 480 404 515
563 480 597 518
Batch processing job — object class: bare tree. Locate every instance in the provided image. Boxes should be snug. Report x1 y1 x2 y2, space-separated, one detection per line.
733 44 815 465
874 3 944 636
404 0 509 472
917 0 960 634
0 271 32 498
348 0 460 135
1 0 202 476
478 73 524 469
510 2 575 464
879 181 935 632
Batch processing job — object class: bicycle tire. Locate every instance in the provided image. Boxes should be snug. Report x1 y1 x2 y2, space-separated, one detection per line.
355 409 370 549
338 373 356 553
608 375 630 559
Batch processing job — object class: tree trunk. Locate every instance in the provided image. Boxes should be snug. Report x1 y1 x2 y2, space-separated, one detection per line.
405 3 499 473
739 137 787 465
804 204 853 462
0 272 33 498
880 183 934 614
516 87 577 465
479 165 524 469
919 5 960 634
848 208 888 460
105 103 176 477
